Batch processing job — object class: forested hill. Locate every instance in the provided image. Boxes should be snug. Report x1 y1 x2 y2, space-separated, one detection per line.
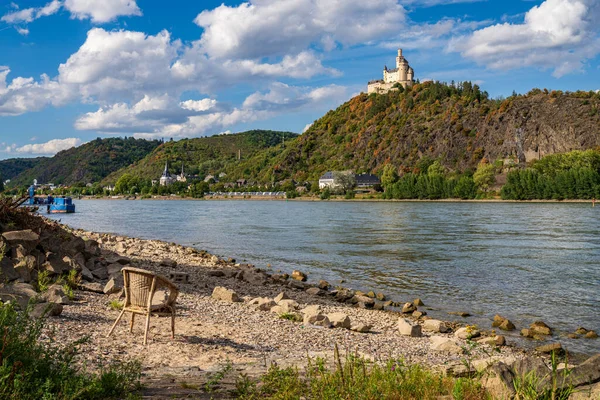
232 82 600 183
8 137 161 187
102 130 297 184
0 157 47 181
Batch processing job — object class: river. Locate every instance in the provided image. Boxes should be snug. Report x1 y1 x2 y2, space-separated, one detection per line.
47 199 600 354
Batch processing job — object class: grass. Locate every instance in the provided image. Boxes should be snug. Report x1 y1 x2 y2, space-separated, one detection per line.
234 345 487 400
0 302 141 399
279 312 303 322
205 361 232 393
36 270 51 293
512 350 574 400
108 299 123 310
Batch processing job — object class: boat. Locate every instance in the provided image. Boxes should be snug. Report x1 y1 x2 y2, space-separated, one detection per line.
47 196 75 214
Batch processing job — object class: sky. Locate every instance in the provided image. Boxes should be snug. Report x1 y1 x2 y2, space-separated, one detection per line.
0 0 599 159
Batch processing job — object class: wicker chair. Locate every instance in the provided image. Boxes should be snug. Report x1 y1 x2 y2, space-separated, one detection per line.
107 267 179 345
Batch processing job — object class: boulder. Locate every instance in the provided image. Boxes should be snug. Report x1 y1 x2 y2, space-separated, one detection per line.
83 239 101 258
430 336 464 354
327 313 351 329
402 302 416 313
160 259 177 268
1 257 19 282
481 363 516 400
105 255 131 265
304 313 331 328
287 280 306 290
350 295 375 308
42 253 70 275
413 298 425 307
412 310 426 319
291 270 307 282
276 299 299 312
30 302 63 318
12 244 28 259
248 297 276 311
499 319 516 331
42 284 70 304
106 263 123 277
535 342 563 354
0 282 37 309
350 324 372 333
2 230 39 252
80 265 95 282
477 335 506 347
397 318 422 337
422 319 449 333
565 354 600 389
61 236 86 256
585 331 598 339
300 304 321 316
274 292 290 303
91 266 108 280
318 280 330 290
454 327 481 340
306 287 324 296
576 327 589 335
103 278 123 295
79 282 104 293
211 286 241 302
569 382 600 400
530 321 552 336
334 289 354 303
375 292 386 301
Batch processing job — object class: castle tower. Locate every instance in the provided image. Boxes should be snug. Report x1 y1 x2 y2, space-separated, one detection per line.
397 49 408 82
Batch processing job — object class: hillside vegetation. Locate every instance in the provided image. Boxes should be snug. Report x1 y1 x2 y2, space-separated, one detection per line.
8 137 161 187
0 157 46 181
102 130 297 184
232 82 600 183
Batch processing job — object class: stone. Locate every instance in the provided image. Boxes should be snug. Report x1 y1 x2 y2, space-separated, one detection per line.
79 282 104 293
576 327 589 335
375 292 386 301
277 299 299 312
412 310 426 319
383 300 394 307
206 270 225 277
567 354 600 388
106 263 123 277
304 313 331 328
372 302 384 311
334 289 354 303
30 302 63 318
83 239 101 258
105 255 131 265
211 286 241 302
569 382 600 400
535 342 563 354
430 336 464 354
397 318 422 337
42 284 70 304
168 272 189 284
61 236 86 256
481 363 516 400
350 324 372 333
300 305 321 316
1 258 19 282
498 319 516 331
42 253 70 275
160 258 177 268
306 287 323 296
413 298 424 307
327 313 351 329
291 270 307 282
366 291 376 298
530 321 552 336
274 292 290 303
2 230 39 252
103 278 123 295
318 280 330 290
350 295 374 308
422 319 449 333
12 244 28 259
585 331 598 339
271 273 289 282
0 282 37 309
14 260 32 282
249 297 276 311
402 302 416 313
287 280 305 290
91 266 108 280
454 327 481 340
477 335 506 347
448 311 471 318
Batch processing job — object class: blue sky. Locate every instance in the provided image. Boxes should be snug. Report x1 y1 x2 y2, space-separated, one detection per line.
1 0 599 159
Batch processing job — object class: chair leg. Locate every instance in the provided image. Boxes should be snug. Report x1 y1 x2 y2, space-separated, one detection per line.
107 309 126 337
171 310 175 339
143 313 151 345
129 313 135 333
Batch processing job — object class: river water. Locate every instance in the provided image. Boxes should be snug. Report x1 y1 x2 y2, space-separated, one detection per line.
47 199 600 354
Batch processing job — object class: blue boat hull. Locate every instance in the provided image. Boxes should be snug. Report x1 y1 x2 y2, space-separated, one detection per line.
47 204 75 213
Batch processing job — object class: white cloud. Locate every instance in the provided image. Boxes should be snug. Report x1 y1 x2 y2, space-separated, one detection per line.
64 0 142 23
15 138 82 154
1 0 60 24
194 0 406 59
180 99 217 112
15 26 29 35
448 0 600 77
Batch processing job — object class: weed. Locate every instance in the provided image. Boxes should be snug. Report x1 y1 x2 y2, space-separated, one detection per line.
179 381 200 390
279 312 302 322
62 284 75 301
205 361 232 393
513 350 573 400
65 269 81 289
108 299 123 310
36 270 51 293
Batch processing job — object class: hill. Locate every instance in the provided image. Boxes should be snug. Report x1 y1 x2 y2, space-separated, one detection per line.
8 137 161 187
0 157 47 182
230 82 600 183
102 130 298 184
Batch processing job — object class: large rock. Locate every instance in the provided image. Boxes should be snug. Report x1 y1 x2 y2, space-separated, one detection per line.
300 304 321 316
106 263 124 277
397 318 422 337
91 266 108 280
477 335 506 347
402 302 416 313
430 336 464 354
0 282 37 309
83 239 101 258
291 270 307 282
160 258 177 268
306 287 324 296
211 286 241 302
530 321 552 336
79 282 104 293
350 295 375 308
350 324 372 333
422 319 449 333
274 292 290 303
318 280 330 290
535 342 563 354
455 327 481 340
2 230 39 252
42 284 70 304
481 363 516 400
42 253 70 275
492 315 516 331
249 297 277 311
1 257 19 282
30 302 63 318
327 313 351 329
570 382 600 400
61 236 86 256
103 278 123 295
303 313 331 327
566 354 600 388
277 299 299 312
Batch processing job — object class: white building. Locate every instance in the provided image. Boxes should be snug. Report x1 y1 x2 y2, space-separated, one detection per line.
159 162 174 186
367 49 415 95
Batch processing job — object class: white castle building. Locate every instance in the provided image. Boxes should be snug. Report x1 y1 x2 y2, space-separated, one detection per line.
367 49 415 95
159 162 186 186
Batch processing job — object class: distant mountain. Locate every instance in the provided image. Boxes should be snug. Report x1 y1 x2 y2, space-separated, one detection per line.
8 137 161 187
102 130 297 184
230 82 600 183
0 157 47 182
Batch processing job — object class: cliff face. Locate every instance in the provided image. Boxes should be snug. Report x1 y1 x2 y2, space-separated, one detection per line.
238 83 600 182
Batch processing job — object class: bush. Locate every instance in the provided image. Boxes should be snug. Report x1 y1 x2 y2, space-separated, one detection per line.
320 188 331 200
0 302 141 399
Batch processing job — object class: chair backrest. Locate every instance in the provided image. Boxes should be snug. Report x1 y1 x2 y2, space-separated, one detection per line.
121 267 179 309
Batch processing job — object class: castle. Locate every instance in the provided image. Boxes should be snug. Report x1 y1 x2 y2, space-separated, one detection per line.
367 49 415 95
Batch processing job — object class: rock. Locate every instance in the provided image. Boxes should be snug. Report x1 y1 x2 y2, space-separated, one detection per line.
79 282 104 293
477 335 506 346
30 302 63 318
83 239 101 258
12 244 28 259
300 305 321 316
274 292 290 303
14 260 32 282
80 265 95 282
576 327 589 335
106 263 123 277
207 270 225 277
42 284 70 304
372 302 384 311
0 282 37 309
2 230 39 252
318 280 330 290
42 253 70 275
91 266 108 280
304 313 331 328
160 258 177 268
422 319 449 333
350 324 372 333
448 311 471 318
334 289 354 303
306 287 323 296
499 319 516 331
277 299 299 312
287 280 306 290
271 273 289 282
530 321 552 336
430 336 464 354
511 356 551 390
413 298 424 307
569 382 600 400
455 327 481 340
291 270 307 282
397 318 422 337
376 292 386 301
585 331 598 339
412 310 426 319
535 342 563 354
248 297 276 311
402 302 416 313
105 255 131 265
350 295 375 308
211 286 241 303
61 236 86 256
103 278 123 295
327 313 351 329
567 354 600 388
366 291 376 298
1 258 19 282
481 363 516 400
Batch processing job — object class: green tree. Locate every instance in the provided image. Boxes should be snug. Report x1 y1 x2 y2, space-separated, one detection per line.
333 171 356 193
427 161 446 177
473 162 496 192
380 165 398 189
